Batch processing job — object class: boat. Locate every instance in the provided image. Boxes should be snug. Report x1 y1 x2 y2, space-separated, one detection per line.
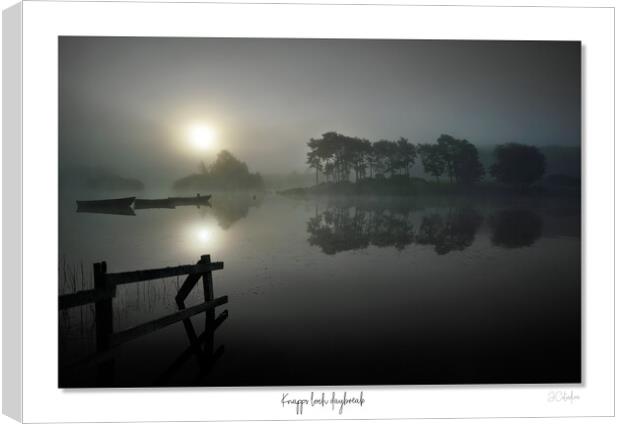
168 194 212 207
134 198 176 209
75 196 136 208
76 204 136 216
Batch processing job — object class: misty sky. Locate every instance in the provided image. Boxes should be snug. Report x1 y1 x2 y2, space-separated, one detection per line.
59 37 580 182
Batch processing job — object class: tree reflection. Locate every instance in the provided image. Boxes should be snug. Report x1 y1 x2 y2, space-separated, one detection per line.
488 209 543 248
209 195 263 229
367 209 415 250
306 204 481 255
306 207 372 255
306 205 416 255
415 208 483 255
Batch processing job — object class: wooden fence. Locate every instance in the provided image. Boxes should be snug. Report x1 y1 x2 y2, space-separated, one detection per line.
59 254 227 385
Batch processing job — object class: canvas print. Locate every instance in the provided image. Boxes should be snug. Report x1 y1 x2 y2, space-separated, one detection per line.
59 37 581 388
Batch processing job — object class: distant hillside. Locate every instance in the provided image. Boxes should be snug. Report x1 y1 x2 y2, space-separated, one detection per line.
60 167 144 191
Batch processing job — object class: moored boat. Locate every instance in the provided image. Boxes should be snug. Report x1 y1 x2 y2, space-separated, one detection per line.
75 196 136 208
134 198 176 209
76 204 136 216
168 194 212 206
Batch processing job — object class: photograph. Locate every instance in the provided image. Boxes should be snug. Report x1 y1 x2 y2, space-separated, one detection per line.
58 37 581 388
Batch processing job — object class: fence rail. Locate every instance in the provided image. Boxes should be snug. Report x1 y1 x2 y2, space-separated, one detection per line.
59 288 109 310
110 295 228 348
59 254 228 385
107 261 224 286
59 260 224 310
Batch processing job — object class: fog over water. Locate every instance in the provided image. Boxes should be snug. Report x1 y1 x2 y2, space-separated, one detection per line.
59 193 580 387
60 38 580 186
59 38 581 387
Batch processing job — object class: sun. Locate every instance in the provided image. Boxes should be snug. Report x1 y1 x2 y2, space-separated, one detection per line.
188 124 217 151
197 228 211 242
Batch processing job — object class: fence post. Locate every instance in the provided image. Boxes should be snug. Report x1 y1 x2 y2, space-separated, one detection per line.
201 255 214 304
94 261 114 385
175 257 206 347
201 255 215 357
94 262 113 350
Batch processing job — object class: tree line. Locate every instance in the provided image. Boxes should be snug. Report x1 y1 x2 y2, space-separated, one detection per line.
306 132 546 187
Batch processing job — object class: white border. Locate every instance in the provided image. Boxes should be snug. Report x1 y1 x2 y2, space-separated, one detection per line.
16 1 614 422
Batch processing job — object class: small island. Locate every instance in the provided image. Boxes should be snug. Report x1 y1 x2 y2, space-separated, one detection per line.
279 131 579 197
173 150 264 192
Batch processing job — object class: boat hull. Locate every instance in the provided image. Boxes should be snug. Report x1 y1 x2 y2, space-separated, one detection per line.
134 198 176 209
168 194 212 206
76 205 136 216
76 196 136 208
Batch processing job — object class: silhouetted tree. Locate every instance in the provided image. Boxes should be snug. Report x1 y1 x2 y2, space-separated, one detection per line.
418 143 446 182
305 132 421 184
174 150 263 191
436 134 461 183
365 144 380 178
306 152 322 185
308 132 355 183
324 162 335 182
395 137 417 176
372 140 398 177
454 140 485 184
351 138 372 181
199 160 208 174
489 143 546 187
210 150 245 175
436 134 484 184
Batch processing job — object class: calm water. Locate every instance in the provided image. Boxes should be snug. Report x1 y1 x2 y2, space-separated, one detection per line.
59 191 581 387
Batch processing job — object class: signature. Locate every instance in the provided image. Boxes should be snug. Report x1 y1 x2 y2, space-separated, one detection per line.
281 391 365 415
548 390 580 403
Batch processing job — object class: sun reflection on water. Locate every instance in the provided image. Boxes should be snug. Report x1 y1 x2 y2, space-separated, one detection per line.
188 221 223 252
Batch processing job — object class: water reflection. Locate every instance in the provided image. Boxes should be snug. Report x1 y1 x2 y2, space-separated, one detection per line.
307 206 415 254
74 194 263 231
154 308 228 386
185 222 224 254
307 203 541 255
209 194 262 229
488 209 544 248
416 209 484 255
195 226 215 243
60 193 579 386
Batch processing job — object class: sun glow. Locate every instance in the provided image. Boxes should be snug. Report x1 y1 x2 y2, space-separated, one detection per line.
197 227 211 242
188 124 217 151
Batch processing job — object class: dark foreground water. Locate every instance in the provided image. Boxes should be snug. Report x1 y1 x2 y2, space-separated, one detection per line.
59 191 581 387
